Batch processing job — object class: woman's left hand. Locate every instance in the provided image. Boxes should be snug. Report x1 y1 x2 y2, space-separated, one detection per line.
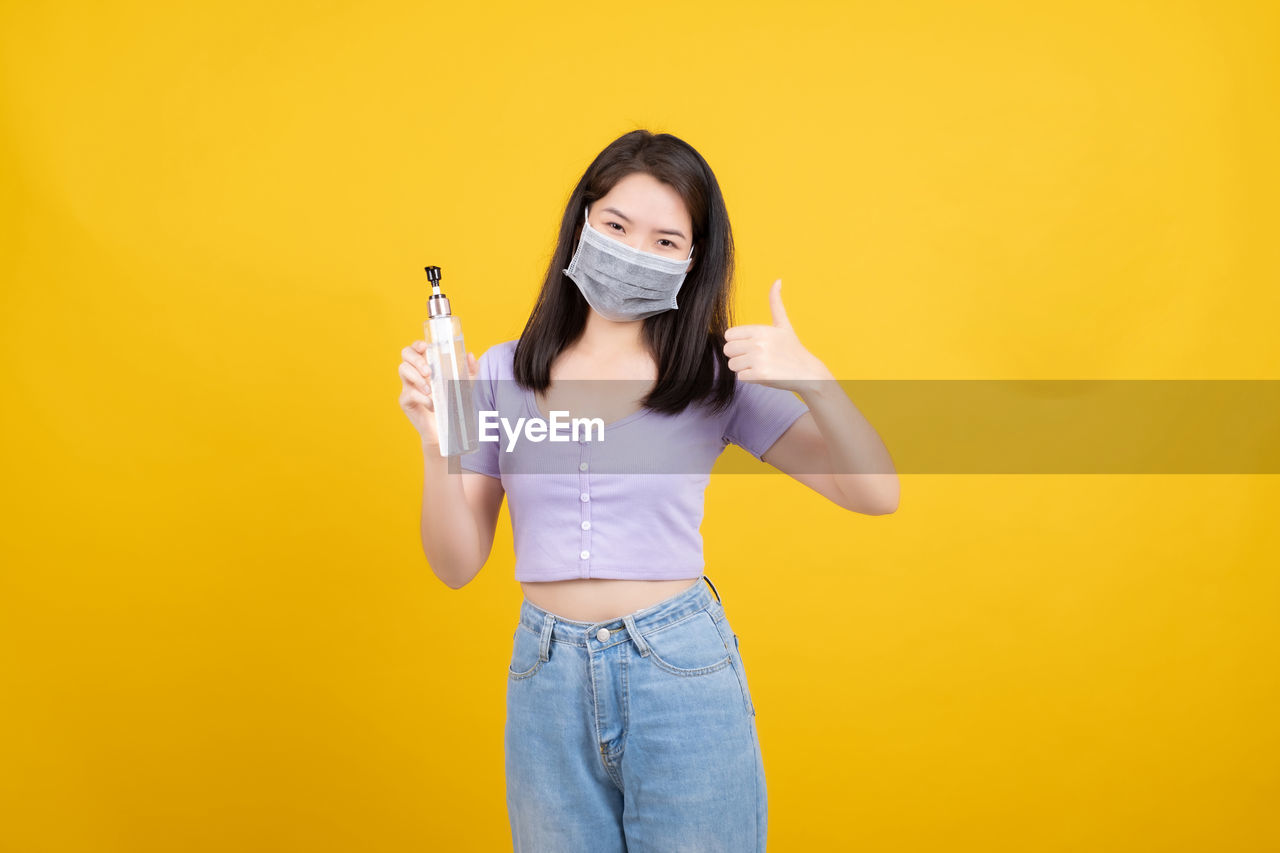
723 279 833 394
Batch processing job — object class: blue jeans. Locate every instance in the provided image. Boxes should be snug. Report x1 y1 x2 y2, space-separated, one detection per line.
505 575 767 852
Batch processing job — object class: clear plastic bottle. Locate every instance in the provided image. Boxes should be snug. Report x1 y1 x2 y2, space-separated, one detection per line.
422 265 479 457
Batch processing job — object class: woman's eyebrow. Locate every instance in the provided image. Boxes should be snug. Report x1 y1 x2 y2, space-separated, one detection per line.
602 206 687 240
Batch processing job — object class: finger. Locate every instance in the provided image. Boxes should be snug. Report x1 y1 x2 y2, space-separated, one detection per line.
726 354 752 373
406 387 435 411
402 387 432 405
399 362 432 392
399 365 428 394
467 351 478 379
400 385 435 414
402 345 432 377
768 279 791 329
724 324 770 342
722 339 753 359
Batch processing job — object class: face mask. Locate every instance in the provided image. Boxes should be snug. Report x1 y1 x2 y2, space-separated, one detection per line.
563 204 695 322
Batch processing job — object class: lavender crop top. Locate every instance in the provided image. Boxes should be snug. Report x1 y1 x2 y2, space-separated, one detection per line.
458 339 809 582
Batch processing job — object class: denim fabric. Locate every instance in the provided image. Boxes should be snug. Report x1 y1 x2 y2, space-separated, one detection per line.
504 575 766 852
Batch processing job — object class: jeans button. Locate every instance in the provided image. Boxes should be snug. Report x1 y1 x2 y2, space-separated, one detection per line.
596 627 610 642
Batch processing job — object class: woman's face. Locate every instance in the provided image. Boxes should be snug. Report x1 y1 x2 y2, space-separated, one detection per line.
588 172 693 262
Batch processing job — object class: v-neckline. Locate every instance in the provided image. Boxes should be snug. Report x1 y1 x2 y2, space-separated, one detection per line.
524 386 651 430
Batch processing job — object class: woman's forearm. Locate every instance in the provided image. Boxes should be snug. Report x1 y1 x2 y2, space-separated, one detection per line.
799 377 900 514
419 443 483 588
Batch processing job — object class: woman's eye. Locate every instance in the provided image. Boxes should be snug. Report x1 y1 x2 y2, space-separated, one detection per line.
603 222 675 249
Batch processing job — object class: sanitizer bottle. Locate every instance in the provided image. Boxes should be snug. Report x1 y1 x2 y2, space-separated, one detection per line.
422 265 479 457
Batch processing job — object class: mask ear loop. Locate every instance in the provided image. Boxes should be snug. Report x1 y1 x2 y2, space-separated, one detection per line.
580 203 600 241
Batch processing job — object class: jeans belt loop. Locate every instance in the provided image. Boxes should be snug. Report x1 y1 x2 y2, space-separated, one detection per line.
622 613 650 656
538 613 555 662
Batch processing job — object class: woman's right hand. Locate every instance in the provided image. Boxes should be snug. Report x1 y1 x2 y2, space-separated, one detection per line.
399 341 479 449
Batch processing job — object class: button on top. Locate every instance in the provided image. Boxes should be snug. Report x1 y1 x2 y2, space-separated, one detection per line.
596 627 610 642
581 521 591 530
580 550 590 559
580 493 590 502
579 462 589 471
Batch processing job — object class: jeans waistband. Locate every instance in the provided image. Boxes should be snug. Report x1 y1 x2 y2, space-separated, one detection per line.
518 574 724 650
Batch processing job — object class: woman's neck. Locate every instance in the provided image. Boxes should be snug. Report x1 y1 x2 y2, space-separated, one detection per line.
571 311 648 361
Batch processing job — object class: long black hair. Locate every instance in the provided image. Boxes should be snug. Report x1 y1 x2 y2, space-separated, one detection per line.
513 129 739 416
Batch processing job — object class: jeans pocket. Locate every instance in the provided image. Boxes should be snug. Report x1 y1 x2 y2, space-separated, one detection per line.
508 624 547 680
642 610 732 676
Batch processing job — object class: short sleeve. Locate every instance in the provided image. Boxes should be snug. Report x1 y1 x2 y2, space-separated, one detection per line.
458 345 501 479
721 377 810 461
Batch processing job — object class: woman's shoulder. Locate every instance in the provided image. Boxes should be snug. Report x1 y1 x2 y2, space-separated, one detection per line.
485 338 519 357
476 338 520 378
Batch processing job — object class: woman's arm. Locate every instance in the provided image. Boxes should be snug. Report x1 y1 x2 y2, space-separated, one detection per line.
724 278 899 515
761 394 899 515
420 447 506 588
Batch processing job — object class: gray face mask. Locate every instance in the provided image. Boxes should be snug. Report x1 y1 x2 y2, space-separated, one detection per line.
563 204 695 322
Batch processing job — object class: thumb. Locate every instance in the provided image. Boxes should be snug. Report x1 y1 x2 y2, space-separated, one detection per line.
769 279 791 329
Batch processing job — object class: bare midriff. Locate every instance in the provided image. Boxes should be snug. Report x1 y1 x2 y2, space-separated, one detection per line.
519 577 703 623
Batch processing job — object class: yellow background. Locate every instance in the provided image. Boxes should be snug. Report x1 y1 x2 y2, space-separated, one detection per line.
2 0 1277 850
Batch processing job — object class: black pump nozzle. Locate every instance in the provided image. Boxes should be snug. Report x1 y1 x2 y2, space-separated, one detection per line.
424 265 452 318
424 265 442 291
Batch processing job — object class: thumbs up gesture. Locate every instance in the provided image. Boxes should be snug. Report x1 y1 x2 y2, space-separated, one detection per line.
723 279 833 394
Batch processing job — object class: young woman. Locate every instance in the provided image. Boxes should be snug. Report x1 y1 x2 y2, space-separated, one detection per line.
398 129 898 851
